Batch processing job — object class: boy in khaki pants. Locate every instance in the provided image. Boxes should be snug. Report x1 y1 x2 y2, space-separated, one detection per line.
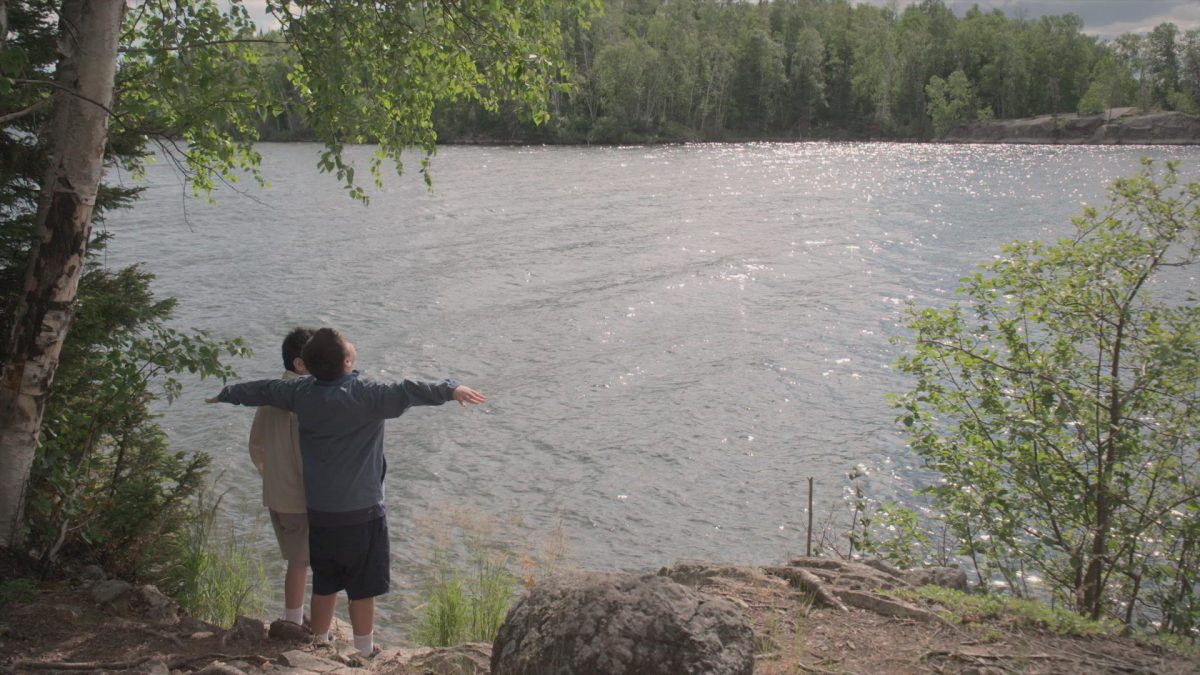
249 327 314 626
211 327 486 656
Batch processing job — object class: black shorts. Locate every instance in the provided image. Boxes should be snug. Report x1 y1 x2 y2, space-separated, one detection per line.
309 515 390 600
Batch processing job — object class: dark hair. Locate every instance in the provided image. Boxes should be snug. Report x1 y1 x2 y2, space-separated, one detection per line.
301 327 349 381
282 327 315 373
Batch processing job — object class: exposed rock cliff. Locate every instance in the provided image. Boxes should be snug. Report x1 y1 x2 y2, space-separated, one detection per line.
943 109 1200 145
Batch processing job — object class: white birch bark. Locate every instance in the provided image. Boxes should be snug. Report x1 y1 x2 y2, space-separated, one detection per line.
0 0 125 550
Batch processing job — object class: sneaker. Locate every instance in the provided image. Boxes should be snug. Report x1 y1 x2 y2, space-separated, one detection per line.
344 644 381 667
267 618 313 642
312 631 336 649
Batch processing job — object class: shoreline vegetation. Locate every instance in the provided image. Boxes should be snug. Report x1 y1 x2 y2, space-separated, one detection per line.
256 109 1200 147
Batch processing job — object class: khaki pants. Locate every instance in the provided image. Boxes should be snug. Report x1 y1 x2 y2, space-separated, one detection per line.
270 510 309 565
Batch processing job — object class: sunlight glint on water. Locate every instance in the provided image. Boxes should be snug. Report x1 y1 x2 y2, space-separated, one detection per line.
104 142 1200 637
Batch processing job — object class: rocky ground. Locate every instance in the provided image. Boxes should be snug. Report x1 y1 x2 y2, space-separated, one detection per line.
1 557 1196 674
664 559 1198 675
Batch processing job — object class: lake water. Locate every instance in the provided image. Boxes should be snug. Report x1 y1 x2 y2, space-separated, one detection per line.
104 142 1200 635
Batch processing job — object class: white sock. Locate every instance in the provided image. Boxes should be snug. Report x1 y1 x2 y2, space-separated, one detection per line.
285 607 304 624
353 631 374 655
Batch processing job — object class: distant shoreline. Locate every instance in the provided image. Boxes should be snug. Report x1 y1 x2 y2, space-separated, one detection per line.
257 112 1200 148
253 110 1200 148
436 108 1200 146
438 111 1200 146
940 109 1200 146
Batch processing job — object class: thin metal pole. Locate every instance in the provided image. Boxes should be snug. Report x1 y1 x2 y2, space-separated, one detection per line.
806 476 814 557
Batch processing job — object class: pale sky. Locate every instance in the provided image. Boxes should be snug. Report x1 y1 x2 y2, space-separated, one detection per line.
858 0 1200 38
239 1 1200 39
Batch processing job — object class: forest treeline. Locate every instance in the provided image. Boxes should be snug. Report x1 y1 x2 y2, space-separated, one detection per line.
254 0 1200 144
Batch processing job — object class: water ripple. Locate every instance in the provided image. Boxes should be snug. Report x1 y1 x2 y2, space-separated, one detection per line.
104 142 1200 637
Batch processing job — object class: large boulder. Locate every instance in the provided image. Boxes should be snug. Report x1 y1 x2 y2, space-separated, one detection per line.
491 571 754 675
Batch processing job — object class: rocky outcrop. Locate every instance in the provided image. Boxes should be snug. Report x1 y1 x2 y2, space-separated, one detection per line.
406 642 492 674
943 109 1200 145
9 558 1196 675
491 571 755 675
90 580 181 625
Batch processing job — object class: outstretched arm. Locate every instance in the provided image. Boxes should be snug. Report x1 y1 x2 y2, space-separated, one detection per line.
205 379 298 410
369 378 486 418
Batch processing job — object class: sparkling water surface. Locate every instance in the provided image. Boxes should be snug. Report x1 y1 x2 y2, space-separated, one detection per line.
103 142 1200 637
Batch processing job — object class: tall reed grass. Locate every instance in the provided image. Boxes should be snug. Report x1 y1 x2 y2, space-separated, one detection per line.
415 549 516 647
156 489 266 627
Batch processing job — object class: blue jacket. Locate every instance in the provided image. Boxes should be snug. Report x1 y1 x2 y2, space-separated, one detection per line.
218 372 458 523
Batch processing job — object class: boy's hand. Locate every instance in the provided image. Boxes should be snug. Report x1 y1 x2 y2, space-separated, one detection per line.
452 385 487 406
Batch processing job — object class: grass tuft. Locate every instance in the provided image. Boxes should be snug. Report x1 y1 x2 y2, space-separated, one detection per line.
156 489 266 627
415 549 517 647
891 585 1122 636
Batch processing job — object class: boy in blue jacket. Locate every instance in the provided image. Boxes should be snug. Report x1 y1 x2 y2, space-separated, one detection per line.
208 327 486 656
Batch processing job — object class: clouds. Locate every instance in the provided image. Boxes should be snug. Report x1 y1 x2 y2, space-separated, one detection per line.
1081 1 1200 38
858 0 1200 38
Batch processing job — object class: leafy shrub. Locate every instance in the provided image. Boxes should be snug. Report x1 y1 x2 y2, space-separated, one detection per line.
24 257 248 578
845 465 929 568
895 160 1200 637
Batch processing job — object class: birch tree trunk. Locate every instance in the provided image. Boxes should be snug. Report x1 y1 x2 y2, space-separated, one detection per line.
0 0 125 550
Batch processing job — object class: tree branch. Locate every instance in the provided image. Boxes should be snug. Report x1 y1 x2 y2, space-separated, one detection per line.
0 97 51 125
14 78 117 118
